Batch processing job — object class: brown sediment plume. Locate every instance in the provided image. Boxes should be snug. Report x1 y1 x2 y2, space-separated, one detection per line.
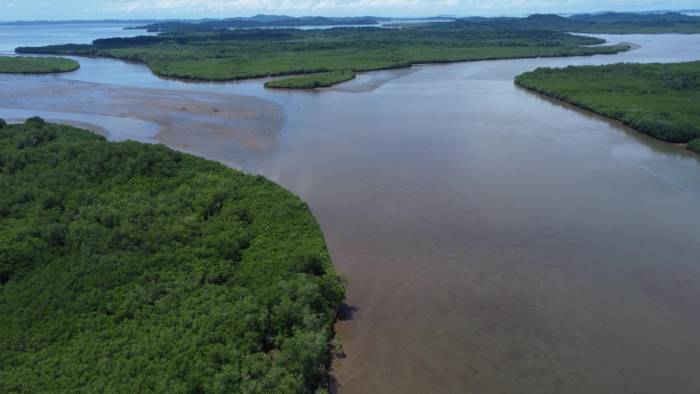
0 77 283 163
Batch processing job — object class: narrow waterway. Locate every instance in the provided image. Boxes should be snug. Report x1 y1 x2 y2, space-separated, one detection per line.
2 27 700 393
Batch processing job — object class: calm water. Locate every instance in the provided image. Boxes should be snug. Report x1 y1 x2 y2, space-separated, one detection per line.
0 23 151 55
0 108 159 141
2 25 700 393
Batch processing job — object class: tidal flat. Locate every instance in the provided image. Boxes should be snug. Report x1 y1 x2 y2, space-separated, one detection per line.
0 76 283 166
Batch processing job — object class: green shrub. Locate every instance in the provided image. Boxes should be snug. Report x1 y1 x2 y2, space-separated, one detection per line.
24 116 46 127
688 139 700 154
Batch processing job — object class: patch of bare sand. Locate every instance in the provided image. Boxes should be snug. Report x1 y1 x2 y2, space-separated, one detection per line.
0 76 283 163
327 68 419 93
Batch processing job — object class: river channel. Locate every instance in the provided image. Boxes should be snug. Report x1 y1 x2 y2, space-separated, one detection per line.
2 26 700 393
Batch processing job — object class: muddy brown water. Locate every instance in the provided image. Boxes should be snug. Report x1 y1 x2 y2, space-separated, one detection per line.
2 28 700 393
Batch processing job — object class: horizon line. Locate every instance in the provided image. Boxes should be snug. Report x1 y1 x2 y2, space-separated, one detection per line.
1 9 699 24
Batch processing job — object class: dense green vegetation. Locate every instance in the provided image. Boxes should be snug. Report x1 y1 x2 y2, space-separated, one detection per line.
14 12 695 88
0 56 79 74
689 139 700 154
516 61 700 153
265 71 355 89
0 120 345 393
461 12 700 33
17 23 628 89
567 12 700 33
137 12 700 34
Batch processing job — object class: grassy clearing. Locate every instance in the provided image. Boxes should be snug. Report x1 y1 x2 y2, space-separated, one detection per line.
0 119 345 393
516 61 700 154
17 24 628 89
0 56 79 74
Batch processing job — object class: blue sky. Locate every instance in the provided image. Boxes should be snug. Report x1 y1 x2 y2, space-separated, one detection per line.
1 0 698 21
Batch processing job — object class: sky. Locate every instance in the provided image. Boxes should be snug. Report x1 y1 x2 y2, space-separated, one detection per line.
0 0 698 21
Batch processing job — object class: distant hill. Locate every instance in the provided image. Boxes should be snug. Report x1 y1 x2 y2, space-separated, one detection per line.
3 11 699 33
134 15 391 32
570 11 696 22
457 12 700 33
126 12 700 34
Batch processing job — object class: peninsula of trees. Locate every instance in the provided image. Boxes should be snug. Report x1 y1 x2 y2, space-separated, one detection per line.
0 119 345 393
516 61 700 155
17 18 631 89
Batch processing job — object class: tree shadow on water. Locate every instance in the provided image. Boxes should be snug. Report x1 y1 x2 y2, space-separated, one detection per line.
338 302 358 321
328 302 359 393
334 303 358 360
329 375 341 394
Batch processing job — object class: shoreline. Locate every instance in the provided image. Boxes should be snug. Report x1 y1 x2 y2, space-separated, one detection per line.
514 79 700 157
17 42 631 90
0 77 284 167
4 31 700 394
100 43 632 89
0 55 80 74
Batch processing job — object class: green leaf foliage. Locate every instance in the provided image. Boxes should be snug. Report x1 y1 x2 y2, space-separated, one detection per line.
16 23 628 88
460 12 700 33
0 56 79 74
265 71 356 89
0 120 345 393
689 139 700 154
516 61 700 151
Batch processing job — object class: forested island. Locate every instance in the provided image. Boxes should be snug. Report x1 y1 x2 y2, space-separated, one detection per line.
0 56 79 74
0 119 345 393
12 12 700 88
132 15 391 31
516 61 700 155
460 12 700 33
133 12 700 34
16 18 631 89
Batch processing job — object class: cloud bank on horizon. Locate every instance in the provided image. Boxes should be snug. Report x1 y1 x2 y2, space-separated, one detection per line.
0 0 697 20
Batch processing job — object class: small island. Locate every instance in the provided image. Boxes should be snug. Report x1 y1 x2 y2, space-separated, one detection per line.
0 56 79 74
0 119 345 393
516 61 700 155
265 70 356 89
16 13 700 89
16 19 631 89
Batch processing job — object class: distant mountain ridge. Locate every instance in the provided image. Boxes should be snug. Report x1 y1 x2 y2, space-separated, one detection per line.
455 12 700 33
131 15 394 32
3 11 699 33
121 11 700 33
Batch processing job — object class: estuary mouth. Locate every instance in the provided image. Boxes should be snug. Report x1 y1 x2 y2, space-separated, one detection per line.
2 18 700 394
